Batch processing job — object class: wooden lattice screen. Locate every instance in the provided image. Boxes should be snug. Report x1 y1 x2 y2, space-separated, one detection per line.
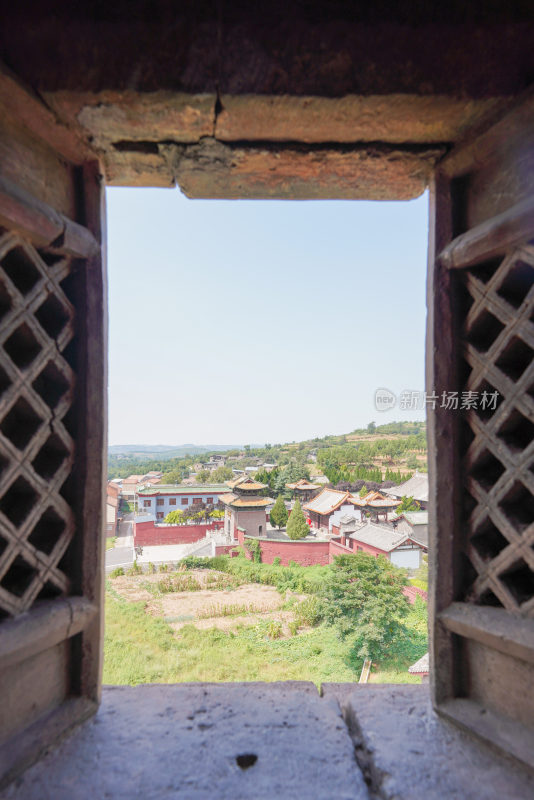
0 233 76 617
460 246 534 614
0 160 106 789
429 180 534 769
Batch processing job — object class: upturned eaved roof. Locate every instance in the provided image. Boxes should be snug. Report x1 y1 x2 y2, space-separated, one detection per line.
303 488 351 515
286 479 320 491
219 493 273 508
408 652 429 674
384 471 429 503
349 519 409 552
226 475 267 491
236 480 267 491
350 491 400 509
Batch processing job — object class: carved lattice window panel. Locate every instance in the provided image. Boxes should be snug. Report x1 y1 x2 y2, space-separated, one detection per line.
460 245 534 616
0 231 77 619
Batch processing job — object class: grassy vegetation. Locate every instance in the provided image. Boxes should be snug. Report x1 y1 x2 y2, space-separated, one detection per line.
104 555 428 687
104 587 427 686
105 537 116 551
182 555 331 594
104 588 361 685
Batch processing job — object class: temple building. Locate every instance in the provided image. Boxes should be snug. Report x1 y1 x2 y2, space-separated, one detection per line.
351 490 401 522
303 488 356 531
220 476 272 540
285 478 321 504
384 471 429 509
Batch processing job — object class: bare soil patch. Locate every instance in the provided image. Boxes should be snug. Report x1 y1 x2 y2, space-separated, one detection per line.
109 569 306 637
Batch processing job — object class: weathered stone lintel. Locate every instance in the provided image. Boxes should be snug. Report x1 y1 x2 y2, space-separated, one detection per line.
215 94 505 145
104 138 445 199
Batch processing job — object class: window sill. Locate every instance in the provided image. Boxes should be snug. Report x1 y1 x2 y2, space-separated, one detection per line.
4 683 533 799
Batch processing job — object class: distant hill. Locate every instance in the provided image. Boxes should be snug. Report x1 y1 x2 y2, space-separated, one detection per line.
108 444 241 460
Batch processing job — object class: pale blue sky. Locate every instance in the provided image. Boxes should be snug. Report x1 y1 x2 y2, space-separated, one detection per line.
107 188 428 446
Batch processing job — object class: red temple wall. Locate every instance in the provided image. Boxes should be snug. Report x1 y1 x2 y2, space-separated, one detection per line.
134 519 223 547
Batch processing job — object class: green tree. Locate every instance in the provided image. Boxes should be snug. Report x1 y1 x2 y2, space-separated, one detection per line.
320 553 409 662
196 469 210 483
406 454 419 470
270 495 289 529
397 495 420 512
367 421 376 434
359 484 369 498
164 510 184 524
211 465 233 483
286 499 309 540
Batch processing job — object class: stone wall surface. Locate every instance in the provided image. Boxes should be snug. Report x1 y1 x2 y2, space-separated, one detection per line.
3 683 367 800
5 684 534 799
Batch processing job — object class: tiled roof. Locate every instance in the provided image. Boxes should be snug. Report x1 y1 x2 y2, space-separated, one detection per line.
226 475 261 489
286 479 320 490
137 484 229 496
384 471 429 503
350 491 400 509
349 520 409 552
338 512 358 525
235 481 267 491
408 652 429 674
303 488 351 515
394 511 428 526
219 493 272 508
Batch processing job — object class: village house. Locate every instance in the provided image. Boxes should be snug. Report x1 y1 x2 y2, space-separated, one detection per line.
120 474 144 500
136 484 229 521
391 510 429 548
105 482 120 537
346 519 426 569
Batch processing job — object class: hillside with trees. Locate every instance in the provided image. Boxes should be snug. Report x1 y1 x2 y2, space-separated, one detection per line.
108 421 427 489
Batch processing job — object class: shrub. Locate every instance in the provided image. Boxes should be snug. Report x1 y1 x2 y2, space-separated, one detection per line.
272 557 281 566
157 574 202 593
245 538 262 563
288 620 299 637
294 596 324 627
159 563 169 573
266 620 282 639
148 562 156 573
110 567 124 578
126 560 142 576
